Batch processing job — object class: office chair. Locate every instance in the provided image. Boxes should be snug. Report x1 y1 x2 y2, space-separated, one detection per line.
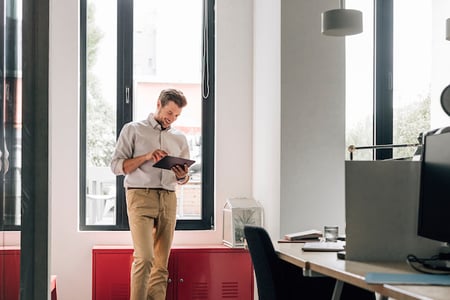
244 225 376 300
244 225 335 299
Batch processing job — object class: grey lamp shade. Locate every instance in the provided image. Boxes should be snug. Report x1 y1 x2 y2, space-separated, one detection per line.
322 9 363 36
447 18 450 41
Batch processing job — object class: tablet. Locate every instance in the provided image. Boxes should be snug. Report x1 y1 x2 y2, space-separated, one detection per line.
152 155 196 170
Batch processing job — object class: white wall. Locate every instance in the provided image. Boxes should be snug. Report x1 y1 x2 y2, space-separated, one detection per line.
431 0 450 128
252 0 281 239
214 0 254 237
49 0 254 299
279 0 346 236
253 0 347 239
253 0 347 241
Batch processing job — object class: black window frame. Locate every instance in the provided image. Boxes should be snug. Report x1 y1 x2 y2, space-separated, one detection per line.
348 0 402 160
79 0 215 231
373 0 393 160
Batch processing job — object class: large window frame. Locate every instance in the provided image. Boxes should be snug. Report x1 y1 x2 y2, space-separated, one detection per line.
349 0 423 160
372 0 444 160
79 0 215 231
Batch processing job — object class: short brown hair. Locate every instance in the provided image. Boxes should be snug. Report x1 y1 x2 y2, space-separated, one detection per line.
158 88 187 108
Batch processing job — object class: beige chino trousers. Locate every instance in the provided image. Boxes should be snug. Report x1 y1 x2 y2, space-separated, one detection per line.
126 188 177 300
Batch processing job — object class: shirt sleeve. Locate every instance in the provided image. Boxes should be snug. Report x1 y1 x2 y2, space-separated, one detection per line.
110 124 134 176
179 134 191 159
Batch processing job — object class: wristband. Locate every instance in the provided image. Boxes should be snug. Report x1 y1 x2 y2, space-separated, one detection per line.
177 175 190 184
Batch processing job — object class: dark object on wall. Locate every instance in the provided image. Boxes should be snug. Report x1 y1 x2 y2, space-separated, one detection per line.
441 84 450 116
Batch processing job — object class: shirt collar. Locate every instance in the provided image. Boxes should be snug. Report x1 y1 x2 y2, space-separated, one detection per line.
148 113 171 130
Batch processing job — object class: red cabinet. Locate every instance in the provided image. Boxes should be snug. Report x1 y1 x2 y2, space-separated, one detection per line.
92 245 254 300
0 247 20 300
92 247 134 299
0 248 57 300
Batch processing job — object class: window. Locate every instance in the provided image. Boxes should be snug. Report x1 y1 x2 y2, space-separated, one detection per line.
346 0 450 160
345 0 374 161
0 0 22 231
80 0 215 230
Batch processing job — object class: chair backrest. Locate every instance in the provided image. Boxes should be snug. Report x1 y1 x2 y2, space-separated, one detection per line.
244 225 283 300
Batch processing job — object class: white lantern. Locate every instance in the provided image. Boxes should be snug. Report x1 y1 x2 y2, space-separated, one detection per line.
223 198 264 248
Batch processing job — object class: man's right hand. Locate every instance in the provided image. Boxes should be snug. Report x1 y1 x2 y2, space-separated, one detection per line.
124 149 168 174
149 149 168 162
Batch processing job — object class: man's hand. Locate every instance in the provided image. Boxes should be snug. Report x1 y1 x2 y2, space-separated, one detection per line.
149 149 168 162
124 149 167 174
172 164 189 181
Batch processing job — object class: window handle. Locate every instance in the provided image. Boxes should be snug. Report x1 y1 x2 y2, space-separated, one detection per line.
388 72 393 91
125 87 130 104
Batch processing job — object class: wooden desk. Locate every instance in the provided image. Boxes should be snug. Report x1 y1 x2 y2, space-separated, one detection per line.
277 242 450 300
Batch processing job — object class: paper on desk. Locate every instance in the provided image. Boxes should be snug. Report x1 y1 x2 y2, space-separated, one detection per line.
365 272 450 286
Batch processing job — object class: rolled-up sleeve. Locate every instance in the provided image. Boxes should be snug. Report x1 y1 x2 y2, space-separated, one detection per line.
110 124 134 176
110 157 125 175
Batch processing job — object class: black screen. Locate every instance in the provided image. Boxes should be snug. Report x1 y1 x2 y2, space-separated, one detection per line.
418 131 450 243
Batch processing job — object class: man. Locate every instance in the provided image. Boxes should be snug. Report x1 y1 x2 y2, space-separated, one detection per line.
111 88 190 300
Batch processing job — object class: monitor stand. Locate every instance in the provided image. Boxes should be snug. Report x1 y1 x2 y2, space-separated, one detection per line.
423 243 450 271
439 243 450 259
423 259 450 271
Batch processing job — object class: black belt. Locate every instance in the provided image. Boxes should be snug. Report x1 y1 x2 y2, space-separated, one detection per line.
127 187 170 191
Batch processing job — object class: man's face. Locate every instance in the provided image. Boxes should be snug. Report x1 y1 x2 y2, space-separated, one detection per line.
154 100 182 129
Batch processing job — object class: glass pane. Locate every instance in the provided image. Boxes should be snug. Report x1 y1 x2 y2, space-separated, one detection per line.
345 0 374 160
1 0 22 298
2 0 22 227
85 0 117 225
133 0 203 220
392 0 450 159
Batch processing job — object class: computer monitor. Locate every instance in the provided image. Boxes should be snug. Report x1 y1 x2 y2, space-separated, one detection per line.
417 131 450 244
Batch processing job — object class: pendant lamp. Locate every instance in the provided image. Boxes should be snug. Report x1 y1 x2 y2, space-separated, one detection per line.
322 0 363 36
